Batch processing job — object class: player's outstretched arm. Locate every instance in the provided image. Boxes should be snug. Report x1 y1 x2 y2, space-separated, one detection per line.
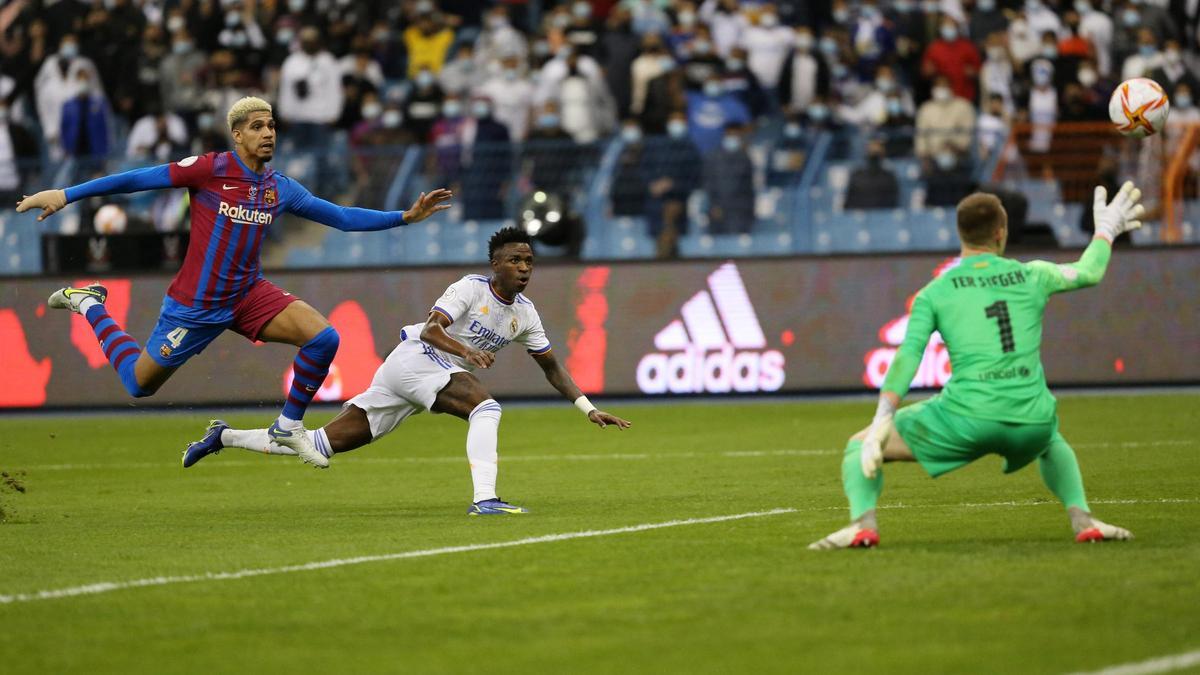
16 165 177 221
1028 181 1145 295
531 351 631 430
284 178 452 231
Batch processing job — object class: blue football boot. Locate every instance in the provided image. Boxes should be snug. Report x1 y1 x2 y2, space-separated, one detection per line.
182 419 228 468
467 498 529 516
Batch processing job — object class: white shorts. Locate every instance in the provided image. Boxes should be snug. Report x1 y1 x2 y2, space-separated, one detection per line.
345 339 466 440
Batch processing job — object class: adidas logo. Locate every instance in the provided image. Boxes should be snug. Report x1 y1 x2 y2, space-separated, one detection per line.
862 257 956 389
637 262 785 394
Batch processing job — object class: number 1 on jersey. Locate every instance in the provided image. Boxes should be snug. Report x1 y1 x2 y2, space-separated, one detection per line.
984 301 1015 353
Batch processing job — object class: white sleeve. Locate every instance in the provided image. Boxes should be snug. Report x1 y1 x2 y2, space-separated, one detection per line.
518 310 552 355
430 278 475 323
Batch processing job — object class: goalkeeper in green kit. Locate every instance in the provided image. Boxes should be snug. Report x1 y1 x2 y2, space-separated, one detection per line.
810 183 1145 550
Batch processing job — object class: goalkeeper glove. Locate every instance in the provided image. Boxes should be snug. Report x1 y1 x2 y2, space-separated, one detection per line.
1092 181 1144 243
861 397 896 480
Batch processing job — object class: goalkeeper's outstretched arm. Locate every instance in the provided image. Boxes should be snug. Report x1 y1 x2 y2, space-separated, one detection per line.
1028 181 1145 295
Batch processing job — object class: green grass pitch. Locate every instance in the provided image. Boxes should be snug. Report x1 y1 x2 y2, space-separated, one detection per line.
0 393 1197 674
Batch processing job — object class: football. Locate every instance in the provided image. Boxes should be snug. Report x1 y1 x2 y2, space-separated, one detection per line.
1109 77 1170 138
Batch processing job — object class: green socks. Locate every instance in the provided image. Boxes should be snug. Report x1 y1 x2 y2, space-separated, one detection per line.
1038 433 1090 512
842 439 883 521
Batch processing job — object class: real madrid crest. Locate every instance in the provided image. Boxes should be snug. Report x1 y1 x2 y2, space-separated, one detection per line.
510 317 519 335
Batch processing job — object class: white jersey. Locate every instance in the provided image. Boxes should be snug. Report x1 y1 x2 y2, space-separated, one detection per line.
400 274 551 371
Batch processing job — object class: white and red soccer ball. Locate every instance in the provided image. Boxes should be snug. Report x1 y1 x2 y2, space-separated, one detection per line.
1109 77 1170 138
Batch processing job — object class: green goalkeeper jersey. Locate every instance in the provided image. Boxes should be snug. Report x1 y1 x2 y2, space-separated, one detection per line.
881 238 1114 423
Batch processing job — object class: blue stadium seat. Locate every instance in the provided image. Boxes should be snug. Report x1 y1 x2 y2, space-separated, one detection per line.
679 231 795 258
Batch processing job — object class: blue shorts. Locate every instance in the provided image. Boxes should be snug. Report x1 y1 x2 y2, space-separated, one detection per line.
146 298 233 368
146 280 299 367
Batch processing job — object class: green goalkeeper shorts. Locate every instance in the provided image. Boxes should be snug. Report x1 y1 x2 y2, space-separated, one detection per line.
893 395 1058 478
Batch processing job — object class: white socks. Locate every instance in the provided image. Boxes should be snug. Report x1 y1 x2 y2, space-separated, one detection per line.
78 296 100 313
466 399 502 503
221 428 332 457
276 414 302 431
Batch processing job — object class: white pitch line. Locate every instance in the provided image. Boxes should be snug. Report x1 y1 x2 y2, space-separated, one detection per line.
3 496 1198 606
1065 648 1200 675
9 448 840 472
0 508 797 605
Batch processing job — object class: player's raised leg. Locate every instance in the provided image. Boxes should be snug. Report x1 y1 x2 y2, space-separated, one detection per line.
1038 432 1133 542
809 419 916 550
432 372 526 515
183 405 371 468
251 295 339 468
47 283 177 397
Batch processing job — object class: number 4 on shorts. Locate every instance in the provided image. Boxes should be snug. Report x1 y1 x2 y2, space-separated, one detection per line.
166 326 189 349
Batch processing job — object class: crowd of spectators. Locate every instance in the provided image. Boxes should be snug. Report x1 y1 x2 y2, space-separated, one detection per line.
3 0 1200 254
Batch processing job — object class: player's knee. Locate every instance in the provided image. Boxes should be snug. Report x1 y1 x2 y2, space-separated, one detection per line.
304 325 340 360
471 398 502 423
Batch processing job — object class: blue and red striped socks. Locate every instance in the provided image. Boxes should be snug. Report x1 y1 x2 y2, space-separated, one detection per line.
83 302 148 397
279 326 340 425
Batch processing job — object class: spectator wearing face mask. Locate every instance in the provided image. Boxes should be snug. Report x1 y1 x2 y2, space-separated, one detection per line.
600 8 642 116
475 56 536 141
1020 0 1064 40
976 93 1010 164
439 46 478 98
476 6 528 70
703 123 755 235
625 0 672 36
665 2 700 58
59 69 112 183
612 120 650 216
741 4 794 94
216 1 267 73
631 33 675 117
160 29 207 123
643 111 702 257
523 101 581 199
915 75 975 162
699 0 745 57
845 138 900 210
278 26 345 139
1026 60 1058 156
922 18 981 102
192 109 229 154
556 52 617 143
404 9 456 78
969 0 1009 47
428 95 468 186
979 35 1015 112
405 67 445 143
1074 0 1114 76
886 0 929 95
923 148 975 208
564 0 602 59
1027 30 1078 92
723 47 769 118
1166 83 1200 133
839 64 911 128
34 34 100 159
339 37 386 93
1150 39 1200 98
880 92 916 157
1122 28 1164 80
851 1 897 77
683 26 724 91
766 114 807 187
780 27 829 112
461 97 512 220
686 74 751 154
1112 2 1148 66
641 48 688 134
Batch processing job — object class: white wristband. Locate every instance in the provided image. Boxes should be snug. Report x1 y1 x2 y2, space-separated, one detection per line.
574 395 597 416
872 396 897 425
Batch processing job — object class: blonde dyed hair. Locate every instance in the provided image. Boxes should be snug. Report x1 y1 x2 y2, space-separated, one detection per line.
226 96 273 131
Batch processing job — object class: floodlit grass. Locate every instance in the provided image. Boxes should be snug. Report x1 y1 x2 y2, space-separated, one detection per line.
1 394 1197 674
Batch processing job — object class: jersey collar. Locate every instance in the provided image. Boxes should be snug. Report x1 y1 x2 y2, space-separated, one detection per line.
229 150 273 181
488 280 515 305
